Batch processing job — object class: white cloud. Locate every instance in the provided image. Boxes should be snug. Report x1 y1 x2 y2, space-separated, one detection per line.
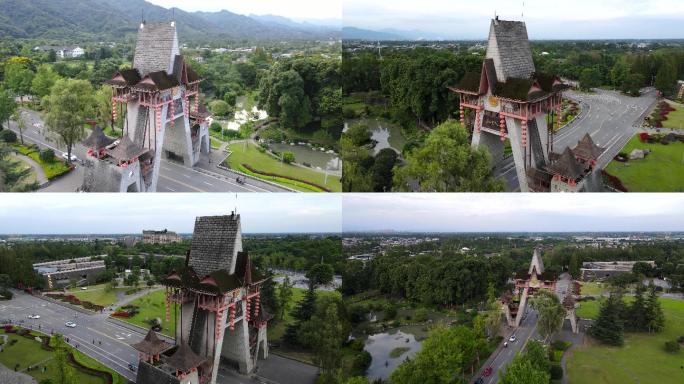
0 194 341 234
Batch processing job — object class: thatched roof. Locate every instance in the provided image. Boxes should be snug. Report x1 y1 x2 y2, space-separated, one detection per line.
165 343 205 373
82 126 115 150
132 328 172 356
547 147 585 180
573 133 604 161
106 135 146 161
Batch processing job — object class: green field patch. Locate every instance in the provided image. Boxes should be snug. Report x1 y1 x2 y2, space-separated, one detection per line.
66 283 127 307
12 144 71 180
113 289 178 337
225 142 341 192
605 134 684 192
567 297 684 384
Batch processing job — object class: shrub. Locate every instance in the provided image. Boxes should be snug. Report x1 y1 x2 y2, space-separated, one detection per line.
639 132 649 142
210 121 222 133
0 130 17 142
665 340 680 353
677 335 684 344
384 304 397 320
282 151 295 164
414 308 429 323
552 340 571 351
550 363 564 379
0 288 13 300
39 148 55 163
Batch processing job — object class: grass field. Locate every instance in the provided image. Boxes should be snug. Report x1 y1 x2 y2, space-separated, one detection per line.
605 134 684 192
567 297 684 384
13 144 71 180
66 283 127 307
226 142 341 192
0 330 126 384
113 289 178 337
661 100 684 130
579 282 607 296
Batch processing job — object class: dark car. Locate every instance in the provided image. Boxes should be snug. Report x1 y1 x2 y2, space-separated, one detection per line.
128 363 137 371
475 378 484 384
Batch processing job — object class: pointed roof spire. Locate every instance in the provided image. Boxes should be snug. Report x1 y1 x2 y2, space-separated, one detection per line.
529 248 545 276
166 342 205 373
82 125 114 150
131 328 172 356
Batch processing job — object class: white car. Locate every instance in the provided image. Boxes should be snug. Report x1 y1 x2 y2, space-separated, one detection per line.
509 334 517 342
61 152 79 162
65 321 77 328
81 287 88 290
27 314 40 319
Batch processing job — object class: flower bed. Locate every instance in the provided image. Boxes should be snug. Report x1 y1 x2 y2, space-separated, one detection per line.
646 101 676 128
45 293 104 312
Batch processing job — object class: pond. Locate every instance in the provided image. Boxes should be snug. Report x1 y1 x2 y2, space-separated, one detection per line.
344 118 405 155
220 95 268 131
364 329 422 381
269 142 340 171
271 268 342 292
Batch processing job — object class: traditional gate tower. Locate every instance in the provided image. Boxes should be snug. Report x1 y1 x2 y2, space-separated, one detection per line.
82 20 209 192
501 248 579 333
450 18 567 192
134 213 270 384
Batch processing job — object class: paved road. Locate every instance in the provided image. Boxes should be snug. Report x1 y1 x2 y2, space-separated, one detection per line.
8 109 290 193
474 309 541 384
494 88 658 191
0 290 317 384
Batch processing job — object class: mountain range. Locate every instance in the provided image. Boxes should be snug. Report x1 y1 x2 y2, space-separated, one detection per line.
342 26 449 41
0 0 340 42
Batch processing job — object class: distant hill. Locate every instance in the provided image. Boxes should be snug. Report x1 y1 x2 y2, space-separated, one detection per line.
0 0 340 42
342 27 406 41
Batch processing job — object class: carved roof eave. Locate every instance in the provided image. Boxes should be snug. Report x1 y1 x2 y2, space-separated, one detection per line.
448 86 480 96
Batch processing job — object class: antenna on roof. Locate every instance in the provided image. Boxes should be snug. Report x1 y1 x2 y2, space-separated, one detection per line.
140 9 145 29
522 1 525 20
171 8 176 27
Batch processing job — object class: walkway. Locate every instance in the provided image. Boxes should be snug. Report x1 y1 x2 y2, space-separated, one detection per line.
0 363 36 384
9 153 48 186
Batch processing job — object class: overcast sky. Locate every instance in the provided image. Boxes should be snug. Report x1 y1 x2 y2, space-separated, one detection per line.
0 194 341 234
147 0 341 21
343 194 684 232
344 0 684 39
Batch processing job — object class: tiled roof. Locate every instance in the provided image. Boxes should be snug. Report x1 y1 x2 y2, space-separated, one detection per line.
456 71 481 93
188 214 240 278
133 22 177 77
82 126 114 150
487 18 536 81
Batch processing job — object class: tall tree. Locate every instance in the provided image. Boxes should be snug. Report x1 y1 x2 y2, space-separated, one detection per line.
589 292 625 346
393 120 504 192
283 286 317 346
277 276 294 320
644 285 665 333
4 60 34 104
530 290 566 343
11 111 25 145
44 79 95 163
391 325 482 384
500 353 550 384
31 64 61 101
654 59 677 96
0 86 17 130
627 284 647 331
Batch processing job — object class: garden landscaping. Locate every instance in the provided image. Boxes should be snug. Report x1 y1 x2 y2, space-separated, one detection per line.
604 133 684 192
12 143 71 180
224 142 341 192
112 289 177 337
645 100 684 130
567 297 684 384
65 283 128 307
0 326 126 384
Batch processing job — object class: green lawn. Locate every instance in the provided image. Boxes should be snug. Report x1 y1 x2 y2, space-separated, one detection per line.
226 142 341 192
661 101 684 130
66 283 127 307
579 282 606 296
567 298 684 384
113 289 178 337
13 144 71 179
605 134 684 192
0 330 126 384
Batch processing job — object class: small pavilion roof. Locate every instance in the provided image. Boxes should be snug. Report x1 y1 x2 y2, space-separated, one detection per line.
82 126 115 150
573 133 604 161
132 328 172 356
106 135 146 161
547 147 585 180
166 343 205 373
105 69 142 87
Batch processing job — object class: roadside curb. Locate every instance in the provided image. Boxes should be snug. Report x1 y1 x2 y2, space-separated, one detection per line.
106 317 174 343
36 294 97 316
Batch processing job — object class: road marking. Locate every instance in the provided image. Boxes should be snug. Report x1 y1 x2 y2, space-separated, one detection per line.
203 181 214 187
159 174 204 192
